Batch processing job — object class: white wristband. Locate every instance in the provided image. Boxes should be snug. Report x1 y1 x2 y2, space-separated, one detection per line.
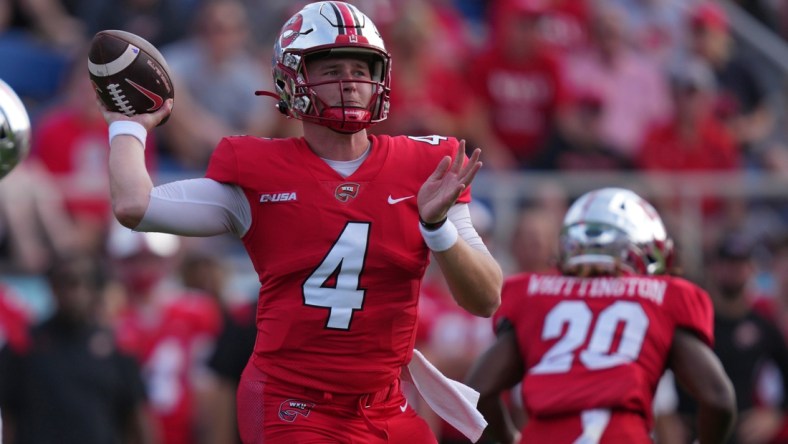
420 219 459 252
109 121 147 149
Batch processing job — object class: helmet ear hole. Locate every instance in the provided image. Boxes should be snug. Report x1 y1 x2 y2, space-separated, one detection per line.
276 100 289 115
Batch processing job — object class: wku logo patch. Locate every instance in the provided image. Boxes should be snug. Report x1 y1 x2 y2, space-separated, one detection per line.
259 192 297 203
278 399 315 422
335 183 359 202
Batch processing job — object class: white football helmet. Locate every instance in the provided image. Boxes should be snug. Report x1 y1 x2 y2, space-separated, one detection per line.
559 187 674 276
260 1 391 133
0 79 30 179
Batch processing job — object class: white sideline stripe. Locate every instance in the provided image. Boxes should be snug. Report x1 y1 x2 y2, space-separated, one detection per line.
88 44 140 77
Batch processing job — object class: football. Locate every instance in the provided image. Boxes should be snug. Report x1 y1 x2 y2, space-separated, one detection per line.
88 30 174 124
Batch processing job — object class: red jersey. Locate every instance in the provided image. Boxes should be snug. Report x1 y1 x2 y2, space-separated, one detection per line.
32 109 158 222
496 273 713 438
468 49 569 165
205 134 471 394
637 115 739 172
114 291 222 444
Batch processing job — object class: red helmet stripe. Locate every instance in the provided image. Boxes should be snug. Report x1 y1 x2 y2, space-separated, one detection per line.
330 1 358 36
346 4 364 36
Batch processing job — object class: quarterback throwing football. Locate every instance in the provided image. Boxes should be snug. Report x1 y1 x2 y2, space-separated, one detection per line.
98 2 502 443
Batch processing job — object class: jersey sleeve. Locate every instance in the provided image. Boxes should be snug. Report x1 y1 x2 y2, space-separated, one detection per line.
205 138 239 184
668 280 715 347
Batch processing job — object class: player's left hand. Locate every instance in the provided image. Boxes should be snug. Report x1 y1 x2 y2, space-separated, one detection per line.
418 140 482 224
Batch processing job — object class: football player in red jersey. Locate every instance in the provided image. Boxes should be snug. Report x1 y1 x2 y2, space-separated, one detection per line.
106 223 223 444
466 187 736 444
96 1 502 443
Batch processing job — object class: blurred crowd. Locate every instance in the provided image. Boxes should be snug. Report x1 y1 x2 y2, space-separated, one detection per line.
2 0 788 443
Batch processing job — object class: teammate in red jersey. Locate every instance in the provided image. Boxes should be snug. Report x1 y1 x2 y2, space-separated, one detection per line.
96 1 502 442
466 187 736 444
106 224 223 444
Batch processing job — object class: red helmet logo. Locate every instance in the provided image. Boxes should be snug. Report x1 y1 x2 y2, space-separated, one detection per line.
280 13 305 48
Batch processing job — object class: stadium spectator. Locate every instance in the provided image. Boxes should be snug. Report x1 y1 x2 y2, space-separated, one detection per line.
532 0 591 55
636 57 741 225
463 0 572 170
0 251 155 444
687 1 776 157
158 0 297 172
80 0 193 49
0 161 79 274
539 89 634 170
2 0 85 53
667 232 788 444
507 205 560 275
97 1 502 441
752 232 788 443
637 58 740 172
106 224 223 444
371 0 471 137
180 251 255 444
0 0 82 110
31 53 158 255
756 233 788 341
204 295 255 444
467 187 736 443
607 0 688 66
564 2 672 161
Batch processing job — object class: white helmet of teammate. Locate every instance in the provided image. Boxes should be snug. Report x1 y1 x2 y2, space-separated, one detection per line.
0 79 30 180
559 187 674 276
265 1 391 134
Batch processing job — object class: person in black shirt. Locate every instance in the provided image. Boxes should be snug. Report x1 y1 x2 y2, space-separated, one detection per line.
672 233 788 444
0 252 155 444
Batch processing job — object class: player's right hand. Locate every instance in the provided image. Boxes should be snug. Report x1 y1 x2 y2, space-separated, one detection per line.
97 98 173 131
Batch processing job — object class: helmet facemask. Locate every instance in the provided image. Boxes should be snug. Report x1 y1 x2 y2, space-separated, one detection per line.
274 48 390 133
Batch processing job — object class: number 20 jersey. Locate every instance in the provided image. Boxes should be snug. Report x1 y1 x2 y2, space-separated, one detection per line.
206 134 471 394
495 273 714 424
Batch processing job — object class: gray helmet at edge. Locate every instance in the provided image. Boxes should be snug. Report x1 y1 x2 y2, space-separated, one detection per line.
269 1 391 134
0 79 30 179
559 187 674 276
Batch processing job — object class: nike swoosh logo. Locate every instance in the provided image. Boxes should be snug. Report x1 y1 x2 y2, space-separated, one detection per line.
399 400 408 412
125 78 165 111
388 195 414 205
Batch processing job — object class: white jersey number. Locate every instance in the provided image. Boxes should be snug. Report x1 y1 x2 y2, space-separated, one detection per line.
530 300 649 375
407 135 448 146
303 222 370 330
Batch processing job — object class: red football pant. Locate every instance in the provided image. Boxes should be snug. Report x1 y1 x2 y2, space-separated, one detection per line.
236 362 438 444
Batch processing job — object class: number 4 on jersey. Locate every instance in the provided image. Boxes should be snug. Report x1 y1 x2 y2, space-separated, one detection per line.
303 222 370 330
407 135 448 146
